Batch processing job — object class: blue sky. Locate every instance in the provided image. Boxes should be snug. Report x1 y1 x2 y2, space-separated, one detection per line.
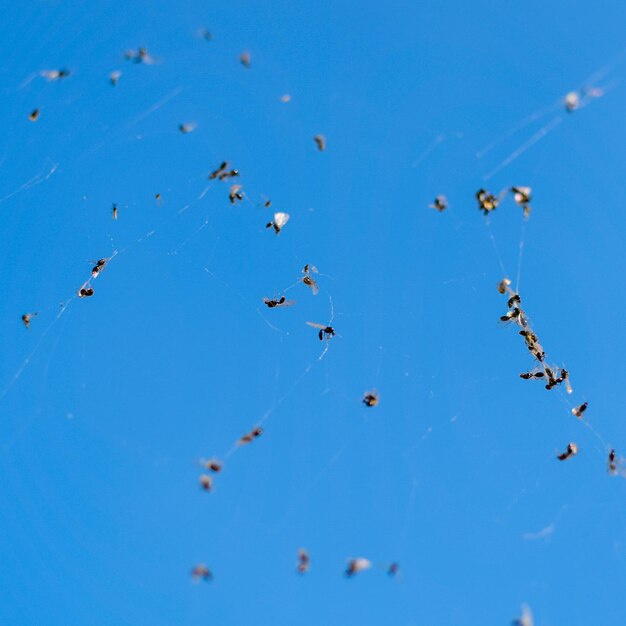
1 1 626 624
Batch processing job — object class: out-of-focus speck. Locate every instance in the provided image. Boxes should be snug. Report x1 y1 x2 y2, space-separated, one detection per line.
313 134 326 151
178 122 196 134
240 51 251 68
109 70 121 86
280 94 291 103
66 413 75 420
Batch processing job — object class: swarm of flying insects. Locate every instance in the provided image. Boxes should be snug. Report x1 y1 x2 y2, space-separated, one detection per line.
296 549 310 574
557 442 578 461
190 564 212 582
266 212 290 234
313 134 326 151
430 195 448 211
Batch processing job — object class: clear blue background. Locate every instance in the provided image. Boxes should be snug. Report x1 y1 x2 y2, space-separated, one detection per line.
1 1 626 624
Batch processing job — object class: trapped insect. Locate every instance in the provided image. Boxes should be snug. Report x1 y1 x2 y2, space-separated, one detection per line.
91 258 108 278
77 285 94 298
306 322 335 341
21 313 37 329
209 161 239 181
297 549 310 574
190 564 212 582
112 204 118 220
238 426 263 445
266 212 290 234
476 188 499 215
229 184 244 204
313 135 326 151
429 195 448 212
557 442 578 461
263 296 295 309
572 402 588 418
345 557 372 577
362 390 379 407
302 265 320 295
511 186 532 218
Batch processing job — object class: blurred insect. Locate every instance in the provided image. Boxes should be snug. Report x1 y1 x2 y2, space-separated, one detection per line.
557 442 578 461
564 91 580 112
21 312 37 329
307 322 335 341
387 562 399 577
112 203 118 220
572 402 588 419
519 369 544 380
263 296 295 309
266 212 290 234
345 558 372 577
199 474 213 491
302 265 319 295
476 188 499 215
178 122 196 134
229 184 244 204
511 186 532 218
155 193 162 203
209 161 239 181
497 277 512 294
609 449 617 474
28 108 40 122
429 195 448 212
201 458 222 473
559 368 573 394
297 549 310 574
313 135 326 151
362 390 379 407
190 564 212 582
40 69 70 81
199 29 213 41
109 71 121 86
91 258 108 278
239 52 251 68
512 604 534 626
77 285 94 298
238 426 263 445
124 47 153 64
280 94 292 103
500 308 522 323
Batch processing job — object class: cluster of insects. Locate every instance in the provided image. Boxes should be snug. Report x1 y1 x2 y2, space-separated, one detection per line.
476 186 532 218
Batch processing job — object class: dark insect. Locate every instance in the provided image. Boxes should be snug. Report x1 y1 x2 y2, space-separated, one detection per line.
265 212 290 234
507 294 521 308
345 558 372 577
306 322 335 341
519 370 544 380
609 449 617 474
29 108 40 122
511 186 532 218
572 402 588 418
362 390 379 407
78 286 94 298
199 474 213 491
557 442 578 461
209 161 239 181
203 459 222 473
476 188 499 215
91 258 108 278
21 312 37 329
263 296 295 309
297 549 310 574
190 564 212 582
229 184 244 204
112 203 118 220
313 134 326 151
238 426 263 445
302 265 320 295
429 195 447 212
